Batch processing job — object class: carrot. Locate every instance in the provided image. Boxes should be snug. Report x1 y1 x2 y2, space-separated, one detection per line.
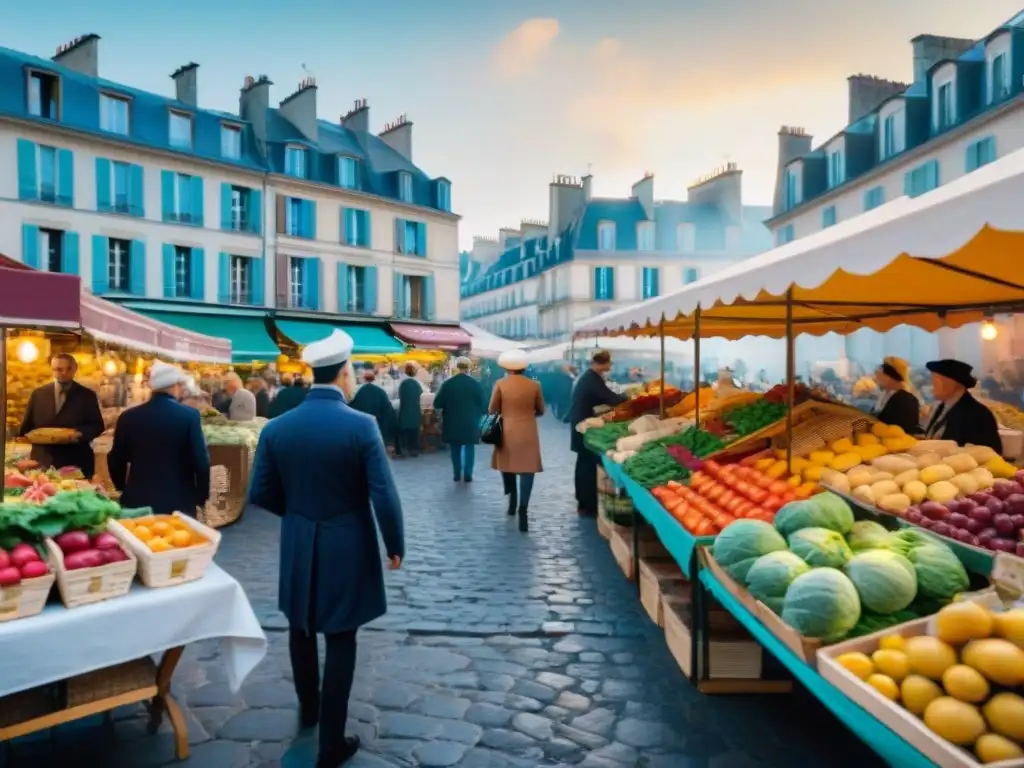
694 519 715 536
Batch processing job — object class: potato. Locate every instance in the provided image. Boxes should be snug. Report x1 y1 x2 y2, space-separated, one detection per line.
870 480 901 498
926 480 959 503
847 468 874 489
963 444 999 464
943 453 979 474
852 485 875 504
893 468 920 487
949 473 980 496
903 480 927 504
920 464 956 485
878 493 912 514
820 469 851 494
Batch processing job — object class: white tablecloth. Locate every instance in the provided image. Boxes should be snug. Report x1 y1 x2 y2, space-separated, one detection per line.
0 564 267 698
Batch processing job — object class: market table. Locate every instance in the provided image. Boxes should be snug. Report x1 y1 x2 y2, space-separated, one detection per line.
0 564 267 759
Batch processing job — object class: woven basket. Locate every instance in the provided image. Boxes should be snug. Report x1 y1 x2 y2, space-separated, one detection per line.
107 512 221 589
200 446 249 529
0 569 55 623
46 538 137 609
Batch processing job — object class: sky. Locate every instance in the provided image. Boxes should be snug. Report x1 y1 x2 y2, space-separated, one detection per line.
3 0 1023 250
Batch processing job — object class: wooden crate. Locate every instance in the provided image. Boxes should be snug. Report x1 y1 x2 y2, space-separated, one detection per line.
46 538 137 609
596 513 612 540
609 525 667 581
0 570 55 623
108 512 221 588
638 558 689 627
662 593 763 680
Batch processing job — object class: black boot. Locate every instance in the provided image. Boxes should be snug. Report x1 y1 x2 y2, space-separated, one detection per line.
507 492 518 517
503 473 517 516
518 506 528 532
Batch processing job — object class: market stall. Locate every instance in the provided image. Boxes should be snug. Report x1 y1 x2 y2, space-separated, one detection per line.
460 323 524 360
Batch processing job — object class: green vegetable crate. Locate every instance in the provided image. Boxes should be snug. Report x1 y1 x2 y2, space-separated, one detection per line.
598 467 635 526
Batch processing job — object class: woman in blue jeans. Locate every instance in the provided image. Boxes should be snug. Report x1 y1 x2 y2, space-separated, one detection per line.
433 358 486 481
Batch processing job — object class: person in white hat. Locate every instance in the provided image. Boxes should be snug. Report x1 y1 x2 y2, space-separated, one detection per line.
107 361 211 516
247 329 404 768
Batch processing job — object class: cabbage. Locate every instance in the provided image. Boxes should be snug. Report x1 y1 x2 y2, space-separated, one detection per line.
844 550 917 614
745 551 810 614
782 568 862 642
847 520 895 552
774 492 855 538
788 527 853 569
907 544 969 600
712 519 787 583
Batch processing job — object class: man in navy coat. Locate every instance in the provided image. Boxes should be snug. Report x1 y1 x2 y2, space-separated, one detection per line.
108 361 210 515
247 330 405 768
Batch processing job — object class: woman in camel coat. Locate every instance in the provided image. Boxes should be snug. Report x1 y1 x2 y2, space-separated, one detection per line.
489 350 545 532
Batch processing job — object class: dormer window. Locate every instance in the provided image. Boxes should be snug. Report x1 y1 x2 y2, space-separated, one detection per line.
936 83 953 129
784 168 800 209
99 94 129 136
597 222 615 250
285 146 307 178
398 171 413 203
338 156 359 189
931 63 957 133
221 124 242 160
435 180 451 212
990 53 1009 103
169 111 192 150
27 70 60 120
826 149 844 188
637 222 654 251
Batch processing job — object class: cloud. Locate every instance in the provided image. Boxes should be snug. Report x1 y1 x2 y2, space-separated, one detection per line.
492 18 560 80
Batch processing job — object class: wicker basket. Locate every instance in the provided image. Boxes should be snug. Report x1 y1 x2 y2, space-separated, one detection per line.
46 538 137 609
107 512 221 589
199 446 249 529
0 568 55 623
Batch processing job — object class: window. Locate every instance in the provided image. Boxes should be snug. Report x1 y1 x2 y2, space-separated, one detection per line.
882 115 896 159
398 171 413 203
345 266 367 312
936 83 953 130
822 206 837 228
230 186 249 230
230 255 251 304
285 198 304 237
784 169 799 209
99 94 129 135
904 160 940 198
40 228 64 272
38 145 57 203
169 173 196 223
221 125 242 160
28 71 59 119
338 156 359 189
169 111 192 150
966 137 997 173
435 180 451 212
285 146 307 178
396 219 426 256
827 150 844 188
683 267 700 285
597 222 615 250
864 186 885 212
593 266 614 301
637 223 654 251
343 208 370 247
776 225 795 246
289 258 304 308
403 221 421 255
641 267 659 299
990 54 1008 103
108 238 131 291
174 246 191 297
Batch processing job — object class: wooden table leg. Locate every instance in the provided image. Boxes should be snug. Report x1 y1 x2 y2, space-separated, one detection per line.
146 646 189 760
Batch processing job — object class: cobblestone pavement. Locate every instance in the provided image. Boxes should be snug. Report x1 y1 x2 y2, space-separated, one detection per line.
3 417 883 768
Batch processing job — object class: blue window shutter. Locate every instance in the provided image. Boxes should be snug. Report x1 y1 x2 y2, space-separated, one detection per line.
424 274 436 320
340 207 351 244
161 170 175 221
592 267 600 300
91 236 109 293
393 271 403 316
17 139 37 201
129 241 146 296
249 189 262 234
301 200 316 239
303 258 321 310
361 211 372 248
220 182 232 230
162 244 175 297
607 267 615 300
365 266 378 313
129 164 144 216
418 222 428 256
191 176 204 226
21 224 39 268
190 248 205 300
337 262 350 313
63 232 79 275
95 158 111 211
394 218 404 253
57 149 74 206
217 252 230 303
903 171 913 197
251 257 265 306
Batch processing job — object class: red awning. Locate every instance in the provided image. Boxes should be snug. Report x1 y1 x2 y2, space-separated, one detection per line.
0 266 81 327
390 323 472 350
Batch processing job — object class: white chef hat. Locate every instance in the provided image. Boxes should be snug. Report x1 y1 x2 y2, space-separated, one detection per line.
301 329 354 369
498 350 529 371
149 361 188 390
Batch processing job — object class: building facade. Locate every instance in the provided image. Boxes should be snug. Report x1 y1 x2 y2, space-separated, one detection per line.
460 168 772 343
0 33 460 354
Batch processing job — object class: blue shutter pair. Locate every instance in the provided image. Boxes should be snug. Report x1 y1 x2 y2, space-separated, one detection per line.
22 226 79 273
301 258 321 310
162 245 205 298
97 160 144 216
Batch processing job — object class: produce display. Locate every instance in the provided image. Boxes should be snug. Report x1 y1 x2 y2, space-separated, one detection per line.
712 493 968 643
581 421 631 454
4 463 106 504
722 399 789 436
0 542 50 586
23 427 81 445
602 388 683 423
623 427 726 488
120 514 209 552
606 416 694 463
982 399 1024 431
202 422 261 449
833 600 1024 763
53 529 131 568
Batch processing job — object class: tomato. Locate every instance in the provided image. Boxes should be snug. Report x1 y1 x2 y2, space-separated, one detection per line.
762 495 783 512
694 519 716 536
717 490 737 508
723 495 745 513
750 510 774 523
712 513 735 530
682 509 702 531
704 484 725 501
780 491 797 503
704 460 722 476
666 480 683 493
768 480 790 496
746 486 768 504
732 479 751 496
757 474 775 490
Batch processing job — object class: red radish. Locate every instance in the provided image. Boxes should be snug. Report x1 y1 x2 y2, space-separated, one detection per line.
101 548 128 563
63 550 106 570
92 533 120 550
9 543 40 568
0 567 21 586
0 550 9 570
54 532 91 554
19 561 48 579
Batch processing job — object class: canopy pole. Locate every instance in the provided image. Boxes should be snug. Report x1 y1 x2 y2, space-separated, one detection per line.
658 318 666 418
785 289 795 474
0 327 6 472
694 307 702 402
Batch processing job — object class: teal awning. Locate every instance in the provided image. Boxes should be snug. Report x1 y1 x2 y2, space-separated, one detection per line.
275 320 405 355
141 311 280 363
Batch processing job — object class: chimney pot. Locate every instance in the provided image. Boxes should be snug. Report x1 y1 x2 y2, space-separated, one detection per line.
52 33 100 77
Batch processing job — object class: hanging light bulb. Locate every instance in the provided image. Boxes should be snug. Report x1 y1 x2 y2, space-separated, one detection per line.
980 318 999 341
16 339 39 363
102 358 118 377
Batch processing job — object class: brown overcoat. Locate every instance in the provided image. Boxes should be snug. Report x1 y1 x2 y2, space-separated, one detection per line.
489 374 545 474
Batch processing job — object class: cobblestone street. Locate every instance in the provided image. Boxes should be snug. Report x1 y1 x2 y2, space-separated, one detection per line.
3 417 882 768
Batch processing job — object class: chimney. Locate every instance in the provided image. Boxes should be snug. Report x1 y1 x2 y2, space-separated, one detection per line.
471 236 501 269
688 163 742 225
171 63 199 107
772 126 812 216
547 175 586 238
279 77 318 142
52 34 100 77
379 114 412 161
631 171 655 219
498 228 521 250
520 219 548 240
848 74 908 123
581 174 593 201
341 98 369 133
912 35 976 82
239 75 272 147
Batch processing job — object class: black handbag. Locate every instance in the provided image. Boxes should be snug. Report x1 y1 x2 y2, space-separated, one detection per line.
480 412 503 446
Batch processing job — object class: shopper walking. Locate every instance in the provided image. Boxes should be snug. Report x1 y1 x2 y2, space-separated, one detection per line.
349 369 398 448
433 357 485 482
269 374 307 418
397 364 423 457
223 372 257 421
489 350 545 531
247 330 404 768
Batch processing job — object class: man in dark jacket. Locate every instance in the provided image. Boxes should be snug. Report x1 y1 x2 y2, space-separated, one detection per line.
397 364 423 457
567 350 627 517
19 353 104 477
924 359 1002 453
433 357 485 481
269 375 307 418
349 369 397 449
108 362 211 516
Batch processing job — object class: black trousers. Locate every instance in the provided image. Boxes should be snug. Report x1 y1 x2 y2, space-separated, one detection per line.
574 450 599 515
289 627 358 757
399 428 420 456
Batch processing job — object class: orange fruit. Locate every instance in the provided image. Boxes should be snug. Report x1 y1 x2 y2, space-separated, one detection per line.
170 519 189 531
120 519 136 530
134 525 153 542
151 521 171 537
134 516 155 527
147 537 172 553
171 530 192 548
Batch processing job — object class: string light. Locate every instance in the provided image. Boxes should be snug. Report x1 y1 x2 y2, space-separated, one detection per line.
16 340 39 363
980 318 998 341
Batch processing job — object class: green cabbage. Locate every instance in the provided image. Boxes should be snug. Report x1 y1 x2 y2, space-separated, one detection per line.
788 527 853 568
907 544 969 600
773 492 855 538
844 550 917 614
745 550 810 614
847 520 895 552
782 567 862 642
712 519 787 583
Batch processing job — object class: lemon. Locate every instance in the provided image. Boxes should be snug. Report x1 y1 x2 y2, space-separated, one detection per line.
878 634 907 652
905 635 958 681
942 665 990 704
835 652 874 681
976 733 1024 764
900 675 943 716
982 692 1024 742
962 639 1024 687
993 608 1024 648
867 674 900 702
935 601 995 645
923 697 987 746
872 649 910 682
